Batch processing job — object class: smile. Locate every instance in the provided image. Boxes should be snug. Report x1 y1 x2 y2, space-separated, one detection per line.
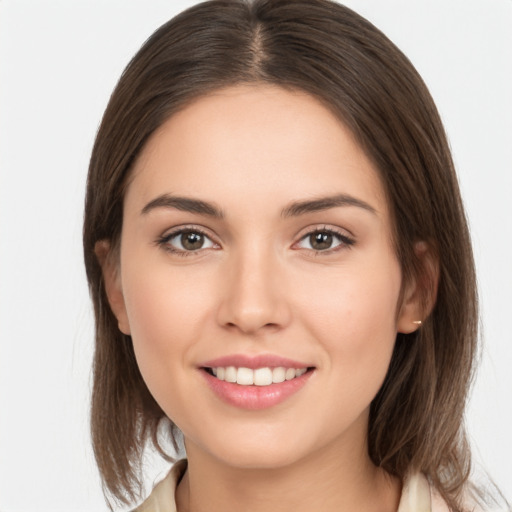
200 357 315 410
206 366 308 386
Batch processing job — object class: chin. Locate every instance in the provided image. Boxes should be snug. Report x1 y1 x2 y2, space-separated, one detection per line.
212 445 306 470
218 438 325 470
187 427 312 470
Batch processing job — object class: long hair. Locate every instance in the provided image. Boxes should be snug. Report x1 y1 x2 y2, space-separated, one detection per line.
83 1 478 509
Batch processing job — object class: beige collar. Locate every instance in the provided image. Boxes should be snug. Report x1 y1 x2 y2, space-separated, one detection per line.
135 460 444 512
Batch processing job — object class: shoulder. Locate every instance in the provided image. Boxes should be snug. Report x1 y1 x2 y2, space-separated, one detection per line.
133 459 187 512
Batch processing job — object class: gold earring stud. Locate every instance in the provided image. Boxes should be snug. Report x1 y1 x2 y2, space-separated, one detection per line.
412 320 422 326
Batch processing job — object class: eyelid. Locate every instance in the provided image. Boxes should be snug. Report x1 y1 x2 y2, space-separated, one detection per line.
292 225 355 252
155 223 354 255
156 224 221 254
159 223 214 239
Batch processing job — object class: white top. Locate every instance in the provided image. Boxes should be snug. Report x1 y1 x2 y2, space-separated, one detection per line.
134 460 450 512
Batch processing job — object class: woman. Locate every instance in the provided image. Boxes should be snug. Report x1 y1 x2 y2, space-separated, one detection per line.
83 1 507 511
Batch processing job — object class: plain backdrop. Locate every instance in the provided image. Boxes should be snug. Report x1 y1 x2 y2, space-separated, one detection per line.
0 1 511 511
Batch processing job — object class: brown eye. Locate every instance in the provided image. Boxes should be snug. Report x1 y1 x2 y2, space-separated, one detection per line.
295 229 354 252
181 231 205 250
160 229 216 253
309 232 333 250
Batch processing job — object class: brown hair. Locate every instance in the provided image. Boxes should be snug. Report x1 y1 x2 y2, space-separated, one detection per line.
83 0 478 509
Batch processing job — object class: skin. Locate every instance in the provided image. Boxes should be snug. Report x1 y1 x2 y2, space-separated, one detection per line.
101 85 424 512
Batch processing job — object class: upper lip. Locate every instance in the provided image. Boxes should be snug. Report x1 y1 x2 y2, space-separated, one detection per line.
200 354 314 370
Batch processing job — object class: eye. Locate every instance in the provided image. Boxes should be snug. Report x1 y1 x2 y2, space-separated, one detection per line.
295 228 354 252
158 228 217 254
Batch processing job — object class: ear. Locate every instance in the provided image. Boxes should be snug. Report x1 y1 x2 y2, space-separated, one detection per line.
95 240 131 335
397 241 439 334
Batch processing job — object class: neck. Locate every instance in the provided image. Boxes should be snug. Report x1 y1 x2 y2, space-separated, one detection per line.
175 423 401 512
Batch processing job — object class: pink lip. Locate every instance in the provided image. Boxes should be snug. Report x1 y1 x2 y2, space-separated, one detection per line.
200 354 312 370
201 370 313 410
199 354 315 410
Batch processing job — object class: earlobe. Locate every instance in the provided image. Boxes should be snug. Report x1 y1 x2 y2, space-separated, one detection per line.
397 289 423 334
94 240 131 335
397 241 439 334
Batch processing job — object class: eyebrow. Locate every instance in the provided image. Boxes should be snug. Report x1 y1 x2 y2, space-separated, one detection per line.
141 194 224 218
141 192 376 219
281 194 377 217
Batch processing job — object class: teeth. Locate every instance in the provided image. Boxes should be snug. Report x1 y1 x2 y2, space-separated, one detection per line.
285 368 296 380
209 366 308 386
272 367 286 383
225 366 237 383
254 368 272 386
237 367 254 385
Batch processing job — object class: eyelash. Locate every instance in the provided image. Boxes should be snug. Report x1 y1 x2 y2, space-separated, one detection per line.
293 226 355 255
156 225 355 256
156 226 218 257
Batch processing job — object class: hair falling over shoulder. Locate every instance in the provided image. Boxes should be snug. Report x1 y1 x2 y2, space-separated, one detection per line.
83 1 505 510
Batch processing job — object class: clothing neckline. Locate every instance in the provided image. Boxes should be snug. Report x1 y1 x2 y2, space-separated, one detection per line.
135 459 438 512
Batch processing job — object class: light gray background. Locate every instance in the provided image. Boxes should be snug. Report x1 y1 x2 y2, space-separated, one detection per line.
0 1 511 510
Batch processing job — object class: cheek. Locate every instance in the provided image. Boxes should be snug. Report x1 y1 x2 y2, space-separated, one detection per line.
297 253 401 387
120 256 216 388
301 254 400 329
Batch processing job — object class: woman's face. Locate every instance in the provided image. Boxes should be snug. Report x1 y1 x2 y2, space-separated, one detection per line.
106 85 420 469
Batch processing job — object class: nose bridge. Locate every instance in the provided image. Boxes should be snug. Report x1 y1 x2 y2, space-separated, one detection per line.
217 240 290 334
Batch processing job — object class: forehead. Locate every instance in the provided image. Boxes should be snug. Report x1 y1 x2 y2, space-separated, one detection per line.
127 84 389 218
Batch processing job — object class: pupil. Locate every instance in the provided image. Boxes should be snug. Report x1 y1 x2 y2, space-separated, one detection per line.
311 232 332 250
181 232 204 250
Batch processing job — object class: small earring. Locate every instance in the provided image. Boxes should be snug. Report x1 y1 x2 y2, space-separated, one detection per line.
412 320 422 326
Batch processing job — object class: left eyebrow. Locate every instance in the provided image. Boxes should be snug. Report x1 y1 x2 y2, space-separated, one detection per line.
141 194 224 218
281 194 377 218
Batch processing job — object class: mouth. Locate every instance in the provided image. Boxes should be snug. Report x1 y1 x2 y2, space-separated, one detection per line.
203 366 313 386
199 356 315 410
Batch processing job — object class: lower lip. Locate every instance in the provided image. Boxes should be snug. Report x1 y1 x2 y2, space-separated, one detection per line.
201 369 314 410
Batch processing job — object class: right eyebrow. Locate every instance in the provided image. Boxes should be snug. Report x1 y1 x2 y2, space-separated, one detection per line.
281 193 377 218
141 194 224 218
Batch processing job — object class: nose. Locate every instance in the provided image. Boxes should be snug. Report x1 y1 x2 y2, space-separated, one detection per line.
216 247 292 335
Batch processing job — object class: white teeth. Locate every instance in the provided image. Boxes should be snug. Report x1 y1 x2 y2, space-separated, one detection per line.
225 366 237 383
237 367 254 385
272 367 286 383
254 367 273 386
209 366 308 386
285 368 296 381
